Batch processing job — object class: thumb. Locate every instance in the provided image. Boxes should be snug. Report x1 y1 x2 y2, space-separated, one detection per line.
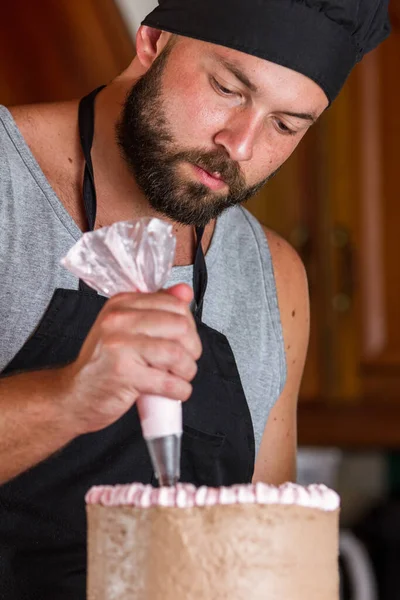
165 283 194 304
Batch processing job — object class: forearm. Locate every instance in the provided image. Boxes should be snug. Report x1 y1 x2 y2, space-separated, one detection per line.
252 445 296 485
0 368 77 484
252 398 297 485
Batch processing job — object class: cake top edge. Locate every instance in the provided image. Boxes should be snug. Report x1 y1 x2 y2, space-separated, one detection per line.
85 482 340 511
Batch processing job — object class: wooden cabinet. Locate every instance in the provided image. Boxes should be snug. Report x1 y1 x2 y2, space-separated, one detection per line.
360 10 400 401
0 0 134 105
247 5 400 447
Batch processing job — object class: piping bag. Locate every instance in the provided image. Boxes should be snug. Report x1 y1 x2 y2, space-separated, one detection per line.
61 218 181 486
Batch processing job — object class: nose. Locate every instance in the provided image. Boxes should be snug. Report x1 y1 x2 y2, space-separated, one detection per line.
213 111 262 163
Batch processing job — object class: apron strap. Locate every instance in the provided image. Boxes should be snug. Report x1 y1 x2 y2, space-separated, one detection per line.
193 226 207 321
77 85 105 293
78 85 106 231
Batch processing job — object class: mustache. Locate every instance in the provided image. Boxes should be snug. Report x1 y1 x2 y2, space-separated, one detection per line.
168 149 246 191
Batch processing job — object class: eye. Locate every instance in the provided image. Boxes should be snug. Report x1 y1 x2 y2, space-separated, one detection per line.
211 77 237 97
274 118 297 136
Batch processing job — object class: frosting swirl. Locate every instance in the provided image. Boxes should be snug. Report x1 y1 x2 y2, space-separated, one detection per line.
86 482 340 511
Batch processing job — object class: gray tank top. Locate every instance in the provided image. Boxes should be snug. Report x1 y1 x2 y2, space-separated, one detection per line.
0 105 286 453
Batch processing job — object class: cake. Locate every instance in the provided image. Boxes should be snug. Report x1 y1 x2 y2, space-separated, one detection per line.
86 482 340 600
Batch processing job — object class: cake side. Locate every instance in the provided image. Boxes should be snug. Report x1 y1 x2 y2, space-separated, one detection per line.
87 483 340 600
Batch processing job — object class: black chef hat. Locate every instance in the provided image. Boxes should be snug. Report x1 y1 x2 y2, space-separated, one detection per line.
142 0 391 103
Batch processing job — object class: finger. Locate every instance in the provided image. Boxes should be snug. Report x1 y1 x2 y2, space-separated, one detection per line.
117 360 193 402
132 313 202 360
134 335 198 381
103 290 197 333
106 290 189 314
100 312 202 360
86 334 196 402
165 283 194 304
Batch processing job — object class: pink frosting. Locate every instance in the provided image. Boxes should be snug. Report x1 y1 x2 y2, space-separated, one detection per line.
137 395 182 438
85 482 340 512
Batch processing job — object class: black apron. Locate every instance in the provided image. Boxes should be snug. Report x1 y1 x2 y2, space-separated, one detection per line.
0 87 255 599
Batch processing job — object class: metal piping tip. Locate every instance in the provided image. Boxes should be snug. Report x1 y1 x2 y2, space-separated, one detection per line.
146 433 181 487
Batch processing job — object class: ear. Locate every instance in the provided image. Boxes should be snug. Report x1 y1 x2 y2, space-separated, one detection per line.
136 26 170 69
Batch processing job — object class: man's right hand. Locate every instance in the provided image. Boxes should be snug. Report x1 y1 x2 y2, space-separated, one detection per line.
60 283 202 436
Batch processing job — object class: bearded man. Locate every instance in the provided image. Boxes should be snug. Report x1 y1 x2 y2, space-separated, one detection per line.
0 0 390 597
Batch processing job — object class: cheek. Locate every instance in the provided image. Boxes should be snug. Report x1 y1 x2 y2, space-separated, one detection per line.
162 73 227 147
246 134 305 184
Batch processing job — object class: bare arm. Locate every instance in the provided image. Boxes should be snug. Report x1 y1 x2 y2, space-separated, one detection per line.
252 227 310 485
0 368 77 484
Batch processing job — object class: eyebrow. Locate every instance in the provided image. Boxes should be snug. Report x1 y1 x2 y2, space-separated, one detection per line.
213 55 317 123
280 111 317 123
214 55 259 93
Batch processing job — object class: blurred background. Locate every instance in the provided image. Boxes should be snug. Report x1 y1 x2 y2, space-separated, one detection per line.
1 1 399 598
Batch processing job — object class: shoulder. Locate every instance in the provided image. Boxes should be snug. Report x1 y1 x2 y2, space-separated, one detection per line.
0 104 42 171
0 103 39 141
7 103 56 160
222 208 309 345
262 226 308 314
0 106 26 186
5 101 79 169
262 224 310 379
0 105 49 197
0 106 17 153
252 225 309 484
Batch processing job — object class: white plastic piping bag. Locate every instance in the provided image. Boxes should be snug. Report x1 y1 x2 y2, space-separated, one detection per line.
61 218 182 481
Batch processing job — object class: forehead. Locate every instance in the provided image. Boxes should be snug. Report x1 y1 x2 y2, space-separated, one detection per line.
168 36 328 112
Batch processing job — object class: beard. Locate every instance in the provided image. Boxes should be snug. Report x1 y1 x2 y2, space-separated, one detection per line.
116 44 270 227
